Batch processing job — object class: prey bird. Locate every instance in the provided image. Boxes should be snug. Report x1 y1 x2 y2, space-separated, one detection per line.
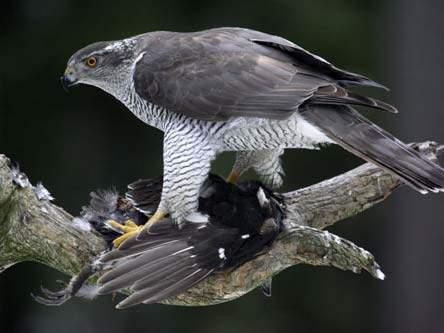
33 175 284 307
62 27 444 246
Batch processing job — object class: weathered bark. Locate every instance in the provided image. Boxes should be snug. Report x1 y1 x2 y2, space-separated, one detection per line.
0 141 442 306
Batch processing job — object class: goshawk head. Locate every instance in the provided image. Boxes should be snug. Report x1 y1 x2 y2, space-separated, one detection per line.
61 38 141 94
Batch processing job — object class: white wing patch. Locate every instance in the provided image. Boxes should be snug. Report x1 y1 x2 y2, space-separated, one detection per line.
218 248 226 260
256 187 269 208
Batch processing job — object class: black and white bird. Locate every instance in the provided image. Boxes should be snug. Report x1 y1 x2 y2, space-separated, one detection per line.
97 175 284 308
33 175 284 308
61 27 444 245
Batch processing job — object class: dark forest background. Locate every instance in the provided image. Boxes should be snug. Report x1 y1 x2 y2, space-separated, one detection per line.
1 1 443 332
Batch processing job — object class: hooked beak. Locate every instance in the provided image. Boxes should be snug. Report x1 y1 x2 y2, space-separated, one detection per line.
60 67 78 91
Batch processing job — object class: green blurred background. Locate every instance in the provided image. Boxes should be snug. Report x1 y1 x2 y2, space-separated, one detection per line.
1 0 443 332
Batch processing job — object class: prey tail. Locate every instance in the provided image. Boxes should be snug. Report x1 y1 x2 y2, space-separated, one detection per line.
301 105 444 193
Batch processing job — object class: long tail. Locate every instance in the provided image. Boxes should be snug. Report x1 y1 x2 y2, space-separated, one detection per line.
300 105 444 193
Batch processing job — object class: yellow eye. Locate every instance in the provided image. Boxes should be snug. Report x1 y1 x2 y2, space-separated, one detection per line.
85 56 97 68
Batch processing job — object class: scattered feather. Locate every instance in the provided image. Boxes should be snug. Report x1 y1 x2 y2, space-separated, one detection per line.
11 166 30 188
72 217 92 232
35 182 55 201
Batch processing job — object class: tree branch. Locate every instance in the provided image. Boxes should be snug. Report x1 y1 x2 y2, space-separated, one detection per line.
0 141 442 306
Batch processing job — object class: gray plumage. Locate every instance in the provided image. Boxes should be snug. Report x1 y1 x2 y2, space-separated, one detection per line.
63 27 444 221
231 149 285 189
132 30 396 121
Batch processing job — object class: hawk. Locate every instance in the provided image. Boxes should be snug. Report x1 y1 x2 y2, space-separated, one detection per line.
62 27 444 246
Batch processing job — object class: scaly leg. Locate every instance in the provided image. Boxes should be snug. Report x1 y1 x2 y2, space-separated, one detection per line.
226 170 241 183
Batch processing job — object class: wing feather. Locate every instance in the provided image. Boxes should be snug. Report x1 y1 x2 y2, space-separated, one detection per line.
133 28 395 121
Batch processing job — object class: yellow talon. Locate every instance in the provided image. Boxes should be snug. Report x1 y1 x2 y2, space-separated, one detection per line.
123 220 138 228
226 170 240 184
107 219 143 247
112 229 141 247
107 219 139 233
144 210 168 229
109 211 168 248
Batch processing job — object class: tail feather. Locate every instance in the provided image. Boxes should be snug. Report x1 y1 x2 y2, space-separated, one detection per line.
301 105 444 193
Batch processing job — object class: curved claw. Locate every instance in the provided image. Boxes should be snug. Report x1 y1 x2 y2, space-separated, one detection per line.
112 229 141 247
